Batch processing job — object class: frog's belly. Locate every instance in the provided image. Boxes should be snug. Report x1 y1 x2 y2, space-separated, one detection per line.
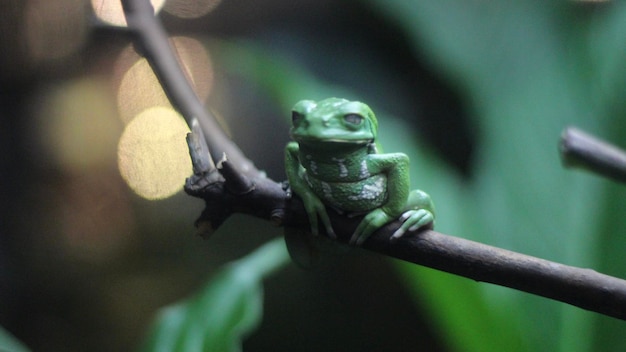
304 174 388 212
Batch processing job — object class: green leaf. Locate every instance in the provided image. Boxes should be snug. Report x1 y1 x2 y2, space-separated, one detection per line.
217 40 529 352
139 237 289 352
366 1 626 351
216 4 626 347
587 6 626 347
213 41 354 114
217 41 526 351
0 326 30 352
380 116 528 352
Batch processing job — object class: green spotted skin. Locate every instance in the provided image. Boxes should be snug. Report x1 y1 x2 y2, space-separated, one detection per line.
298 145 388 212
285 98 434 245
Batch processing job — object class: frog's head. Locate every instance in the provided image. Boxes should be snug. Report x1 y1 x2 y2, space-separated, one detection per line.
290 98 378 148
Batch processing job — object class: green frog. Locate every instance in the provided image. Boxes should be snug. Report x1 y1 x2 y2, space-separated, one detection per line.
285 98 434 246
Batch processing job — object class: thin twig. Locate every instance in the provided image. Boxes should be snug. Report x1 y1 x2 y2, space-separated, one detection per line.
560 126 626 183
122 0 626 321
121 0 258 176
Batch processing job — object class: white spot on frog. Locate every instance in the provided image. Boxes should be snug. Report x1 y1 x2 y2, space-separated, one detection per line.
309 160 318 175
359 160 370 178
362 177 385 199
333 157 348 178
321 182 333 200
349 177 384 200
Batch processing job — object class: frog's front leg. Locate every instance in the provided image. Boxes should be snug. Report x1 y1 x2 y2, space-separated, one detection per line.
351 190 434 245
285 142 336 238
350 153 435 245
390 190 435 241
298 191 336 238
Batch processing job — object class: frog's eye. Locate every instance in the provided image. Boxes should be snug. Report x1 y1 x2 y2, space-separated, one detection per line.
344 114 363 125
292 111 304 125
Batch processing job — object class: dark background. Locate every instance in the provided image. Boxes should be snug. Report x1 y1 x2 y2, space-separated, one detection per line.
2 0 624 351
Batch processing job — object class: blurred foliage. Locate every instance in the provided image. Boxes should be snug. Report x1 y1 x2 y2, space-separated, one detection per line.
0 327 29 352
140 238 288 352
1 0 626 351
200 1 626 351
369 2 626 352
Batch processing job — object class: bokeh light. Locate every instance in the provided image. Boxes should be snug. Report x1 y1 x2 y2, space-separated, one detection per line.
30 77 136 264
115 37 214 124
117 55 170 124
53 172 137 264
91 0 166 27
117 107 192 200
24 0 87 64
171 36 214 102
164 0 223 19
36 78 122 173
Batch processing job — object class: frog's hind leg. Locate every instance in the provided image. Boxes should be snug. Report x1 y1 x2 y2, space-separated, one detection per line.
390 190 435 241
284 226 349 269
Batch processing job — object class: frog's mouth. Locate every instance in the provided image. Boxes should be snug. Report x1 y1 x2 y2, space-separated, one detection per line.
294 135 373 145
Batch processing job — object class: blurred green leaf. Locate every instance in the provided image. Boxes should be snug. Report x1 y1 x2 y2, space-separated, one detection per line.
380 116 529 352
366 1 626 352
590 181 626 350
139 237 289 352
214 41 354 113
0 326 30 352
215 1 626 348
588 2 626 342
217 41 528 351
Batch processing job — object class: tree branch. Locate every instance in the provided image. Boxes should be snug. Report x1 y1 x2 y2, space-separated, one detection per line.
120 0 258 176
364 229 626 320
122 0 626 321
560 126 626 183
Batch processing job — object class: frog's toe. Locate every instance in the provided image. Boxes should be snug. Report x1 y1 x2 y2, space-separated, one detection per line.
325 225 337 239
352 209 391 245
406 209 434 228
390 227 407 241
350 223 376 246
390 209 434 242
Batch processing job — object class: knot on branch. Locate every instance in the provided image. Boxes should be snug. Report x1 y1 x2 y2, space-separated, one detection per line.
184 119 289 238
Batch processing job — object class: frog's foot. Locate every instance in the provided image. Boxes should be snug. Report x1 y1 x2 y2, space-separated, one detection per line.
390 209 434 242
350 208 392 246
